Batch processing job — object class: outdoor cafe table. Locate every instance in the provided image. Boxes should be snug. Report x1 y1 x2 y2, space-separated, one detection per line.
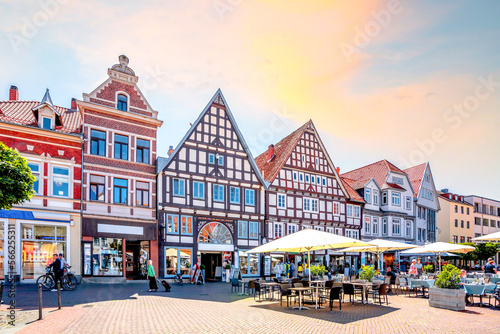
351 282 379 304
289 287 313 311
464 284 497 307
261 282 280 301
489 277 500 284
310 280 326 309
409 279 435 298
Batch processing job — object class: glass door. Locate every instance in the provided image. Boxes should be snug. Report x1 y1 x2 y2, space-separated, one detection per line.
82 242 92 276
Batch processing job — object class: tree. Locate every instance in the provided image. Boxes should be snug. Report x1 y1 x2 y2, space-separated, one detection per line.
0 141 35 210
474 242 499 262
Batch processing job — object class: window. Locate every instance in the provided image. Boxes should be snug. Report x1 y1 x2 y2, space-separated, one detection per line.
406 221 411 238
52 166 69 197
460 236 465 243
301 155 305 162
392 219 400 235
467 207 470 215
475 217 481 225
304 198 310 211
217 155 224 166
460 220 464 228
467 237 472 243
454 219 458 228
213 184 225 202
208 153 215 164
364 217 371 234
365 188 371 204
41 117 52 130
245 189 255 206
491 220 496 228
181 216 192 235
424 174 430 182
293 171 298 181
249 222 259 239
373 190 379 205
405 196 411 210
173 178 185 197
303 198 318 212
238 221 248 238
452 235 458 243
354 206 360 218
311 175 315 184
418 228 422 241
467 221 470 229
345 229 359 239
117 94 128 111
483 218 489 226
136 139 150 164
382 192 387 205
166 214 179 234
277 194 286 209
392 176 403 185
28 163 40 194
455 205 458 213
372 218 379 235
274 223 283 239
383 219 388 235
347 204 353 217
288 224 297 235
136 181 149 206
230 187 240 204
498 221 500 228
90 130 106 156
322 177 326 186
391 192 401 206
299 173 304 182
90 175 105 201
114 134 128 160
333 202 339 215
193 181 205 199
305 175 310 183
460 206 464 214
113 178 127 204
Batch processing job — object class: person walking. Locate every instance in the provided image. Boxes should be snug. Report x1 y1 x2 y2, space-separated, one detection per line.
147 260 158 292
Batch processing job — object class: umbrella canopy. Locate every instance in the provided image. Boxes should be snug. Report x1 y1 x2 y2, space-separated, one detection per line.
248 229 373 281
400 242 475 271
472 231 500 241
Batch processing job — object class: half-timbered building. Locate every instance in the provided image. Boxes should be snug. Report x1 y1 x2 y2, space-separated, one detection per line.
157 90 267 280
255 121 363 271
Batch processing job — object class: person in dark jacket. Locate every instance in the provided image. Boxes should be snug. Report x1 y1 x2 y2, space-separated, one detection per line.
48 254 62 291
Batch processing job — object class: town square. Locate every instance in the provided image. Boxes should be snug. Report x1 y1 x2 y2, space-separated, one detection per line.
1 1 500 333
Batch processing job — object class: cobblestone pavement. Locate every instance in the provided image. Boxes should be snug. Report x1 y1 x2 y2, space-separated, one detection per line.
2 282 500 333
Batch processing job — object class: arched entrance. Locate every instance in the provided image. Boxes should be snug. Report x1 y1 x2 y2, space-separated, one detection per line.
198 222 234 281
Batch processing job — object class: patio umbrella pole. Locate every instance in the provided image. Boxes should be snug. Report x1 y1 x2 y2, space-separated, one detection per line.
308 248 311 282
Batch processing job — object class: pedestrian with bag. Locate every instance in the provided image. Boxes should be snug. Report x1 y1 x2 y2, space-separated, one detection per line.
147 260 158 292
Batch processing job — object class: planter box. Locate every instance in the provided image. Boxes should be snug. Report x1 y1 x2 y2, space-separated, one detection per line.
428 287 466 311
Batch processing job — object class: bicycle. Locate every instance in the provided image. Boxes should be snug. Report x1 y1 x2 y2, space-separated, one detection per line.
36 266 78 291
173 272 184 286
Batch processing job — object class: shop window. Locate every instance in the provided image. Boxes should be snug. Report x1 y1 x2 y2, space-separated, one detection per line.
28 163 40 194
238 221 248 238
92 237 123 276
193 181 205 199
245 189 255 206
230 186 240 204
136 138 150 164
136 181 149 206
166 214 179 234
181 215 192 235
165 247 192 277
249 221 258 239
114 134 128 160
239 251 259 276
90 129 106 156
117 94 128 111
21 224 67 280
90 175 105 201
52 166 69 197
113 178 128 204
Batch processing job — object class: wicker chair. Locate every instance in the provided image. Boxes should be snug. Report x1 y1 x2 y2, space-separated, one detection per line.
369 283 389 305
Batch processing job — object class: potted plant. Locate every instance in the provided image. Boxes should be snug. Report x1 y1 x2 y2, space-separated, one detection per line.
310 264 327 279
423 264 434 275
358 265 375 282
428 264 465 311
225 264 231 282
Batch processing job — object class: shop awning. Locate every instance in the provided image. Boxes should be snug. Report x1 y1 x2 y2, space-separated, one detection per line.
0 209 35 219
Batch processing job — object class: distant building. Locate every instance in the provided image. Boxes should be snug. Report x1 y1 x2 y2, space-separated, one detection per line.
0 86 82 282
436 192 474 244
463 195 500 239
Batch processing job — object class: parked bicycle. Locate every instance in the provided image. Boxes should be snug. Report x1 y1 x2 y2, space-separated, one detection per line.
173 272 184 286
36 265 78 291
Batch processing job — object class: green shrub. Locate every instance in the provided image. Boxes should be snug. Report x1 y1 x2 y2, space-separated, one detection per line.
358 265 375 282
423 264 434 274
200 264 206 270
310 264 327 277
434 264 460 289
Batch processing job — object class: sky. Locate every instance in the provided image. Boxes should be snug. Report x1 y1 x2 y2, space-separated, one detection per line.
1 0 499 199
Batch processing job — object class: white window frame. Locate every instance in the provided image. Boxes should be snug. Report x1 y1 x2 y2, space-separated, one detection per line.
274 223 284 239
365 188 371 204
333 202 340 216
277 193 286 209
51 165 71 198
372 218 379 235
303 197 318 213
406 221 411 238
405 196 411 210
392 219 401 235
293 171 298 181
354 206 360 218
364 217 371 234
347 204 353 217
287 223 297 235
373 190 379 205
238 220 248 238
391 192 401 206
28 162 41 195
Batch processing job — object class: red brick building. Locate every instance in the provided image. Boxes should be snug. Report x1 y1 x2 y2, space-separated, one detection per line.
0 86 83 282
77 56 163 280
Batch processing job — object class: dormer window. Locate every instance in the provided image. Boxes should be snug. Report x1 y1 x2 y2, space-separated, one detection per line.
41 117 52 130
117 94 128 111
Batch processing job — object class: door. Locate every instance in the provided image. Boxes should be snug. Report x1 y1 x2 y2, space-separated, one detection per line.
82 242 92 276
201 253 222 280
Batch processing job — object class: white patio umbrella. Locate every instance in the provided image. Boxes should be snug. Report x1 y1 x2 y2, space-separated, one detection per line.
338 239 418 270
473 231 500 241
248 229 373 282
400 242 475 272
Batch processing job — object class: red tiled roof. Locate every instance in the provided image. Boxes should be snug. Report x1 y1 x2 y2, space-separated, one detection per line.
385 182 406 191
340 159 404 189
0 100 81 134
255 121 311 183
403 163 427 197
341 177 365 203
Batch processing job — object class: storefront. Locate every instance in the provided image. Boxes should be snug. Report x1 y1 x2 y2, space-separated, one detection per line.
82 218 156 279
238 251 259 276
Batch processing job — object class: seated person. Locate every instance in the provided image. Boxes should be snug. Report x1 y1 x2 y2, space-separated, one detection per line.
483 258 498 274
385 267 397 292
458 269 471 304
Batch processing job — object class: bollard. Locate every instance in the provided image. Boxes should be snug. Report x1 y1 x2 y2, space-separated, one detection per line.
57 282 61 310
0 281 4 304
38 285 43 320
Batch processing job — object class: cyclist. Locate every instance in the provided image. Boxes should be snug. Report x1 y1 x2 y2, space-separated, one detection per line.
59 253 68 270
48 253 63 291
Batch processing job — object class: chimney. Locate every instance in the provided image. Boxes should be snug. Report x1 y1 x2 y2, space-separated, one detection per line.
9 85 18 101
267 144 275 161
168 146 174 156
71 98 77 110
336 167 340 174
441 188 449 194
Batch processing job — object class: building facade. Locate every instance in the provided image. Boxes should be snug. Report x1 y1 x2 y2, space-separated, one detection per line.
404 162 440 244
436 192 474 244
78 56 163 280
255 121 363 270
157 90 266 280
464 195 500 239
0 86 82 282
